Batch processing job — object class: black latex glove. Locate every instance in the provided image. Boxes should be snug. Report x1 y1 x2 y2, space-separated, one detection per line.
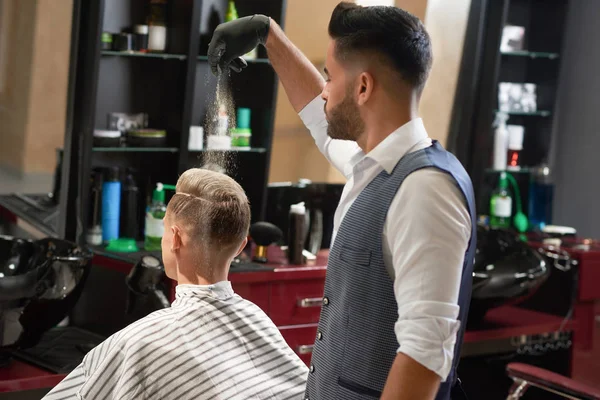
208 14 270 75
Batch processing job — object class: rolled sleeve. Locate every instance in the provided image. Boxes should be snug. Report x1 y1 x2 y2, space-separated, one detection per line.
384 168 472 381
395 302 461 381
298 95 360 177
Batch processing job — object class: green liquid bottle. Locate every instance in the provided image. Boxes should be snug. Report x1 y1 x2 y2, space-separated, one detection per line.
490 172 512 229
144 183 167 251
226 0 238 22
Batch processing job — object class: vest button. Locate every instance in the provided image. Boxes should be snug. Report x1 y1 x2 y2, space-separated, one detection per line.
317 331 322 340
322 297 329 305
310 365 315 373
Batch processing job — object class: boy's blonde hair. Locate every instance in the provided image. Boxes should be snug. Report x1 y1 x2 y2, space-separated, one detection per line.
167 168 250 249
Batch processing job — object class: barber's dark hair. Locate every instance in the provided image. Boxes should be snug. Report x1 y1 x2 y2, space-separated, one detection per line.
328 1 432 93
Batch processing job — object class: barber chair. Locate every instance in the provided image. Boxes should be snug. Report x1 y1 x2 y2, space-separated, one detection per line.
0 235 92 367
506 363 600 399
469 226 552 325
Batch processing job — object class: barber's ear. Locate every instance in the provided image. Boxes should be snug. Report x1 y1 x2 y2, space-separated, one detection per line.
171 226 182 252
357 72 373 105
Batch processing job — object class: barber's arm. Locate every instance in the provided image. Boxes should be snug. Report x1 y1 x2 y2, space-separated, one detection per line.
381 169 471 400
208 17 358 174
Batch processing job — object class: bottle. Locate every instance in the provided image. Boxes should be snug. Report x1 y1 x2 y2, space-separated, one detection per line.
528 164 554 230
225 1 257 60
490 172 512 229
87 168 103 246
134 24 149 52
225 0 238 22
120 170 140 239
217 104 229 136
101 167 121 243
231 108 252 149
493 112 509 170
288 202 306 265
144 183 167 251
507 124 524 171
147 0 167 52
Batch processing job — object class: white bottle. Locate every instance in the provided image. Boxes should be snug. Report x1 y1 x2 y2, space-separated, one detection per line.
217 104 229 136
493 112 509 171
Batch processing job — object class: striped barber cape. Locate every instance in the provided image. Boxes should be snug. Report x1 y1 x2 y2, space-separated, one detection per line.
43 282 308 400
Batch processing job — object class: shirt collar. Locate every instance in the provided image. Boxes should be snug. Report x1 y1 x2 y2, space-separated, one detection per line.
364 118 429 174
175 281 235 301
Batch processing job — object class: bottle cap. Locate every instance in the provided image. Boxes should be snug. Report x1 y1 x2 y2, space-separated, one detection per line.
153 183 165 203
290 202 306 214
134 24 149 34
106 166 120 182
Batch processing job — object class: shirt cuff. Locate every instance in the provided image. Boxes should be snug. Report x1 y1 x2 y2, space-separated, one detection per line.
395 301 461 381
298 95 327 131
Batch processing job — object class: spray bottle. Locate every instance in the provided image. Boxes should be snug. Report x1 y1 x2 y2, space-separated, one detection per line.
102 167 121 243
493 111 509 170
288 202 307 265
144 182 175 251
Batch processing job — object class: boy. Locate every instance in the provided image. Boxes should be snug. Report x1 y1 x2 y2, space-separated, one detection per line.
43 168 308 400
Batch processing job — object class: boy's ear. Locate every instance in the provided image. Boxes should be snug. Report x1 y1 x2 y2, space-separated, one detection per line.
171 225 182 252
234 237 248 257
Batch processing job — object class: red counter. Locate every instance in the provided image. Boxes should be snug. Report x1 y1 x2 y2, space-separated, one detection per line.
0 361 65 394
0 244 580 393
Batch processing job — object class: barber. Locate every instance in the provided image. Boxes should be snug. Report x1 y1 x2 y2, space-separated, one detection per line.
209 2 476 399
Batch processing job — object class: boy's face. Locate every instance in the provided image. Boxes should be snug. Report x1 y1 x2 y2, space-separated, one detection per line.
161 211 177 280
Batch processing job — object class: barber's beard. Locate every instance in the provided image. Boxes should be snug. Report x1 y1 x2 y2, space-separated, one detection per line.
325 93 365 141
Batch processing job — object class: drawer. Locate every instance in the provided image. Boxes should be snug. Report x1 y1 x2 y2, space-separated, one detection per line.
270 279 325 326
279 324 318 366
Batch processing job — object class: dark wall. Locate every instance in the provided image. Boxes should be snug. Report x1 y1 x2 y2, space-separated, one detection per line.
551 0 600 237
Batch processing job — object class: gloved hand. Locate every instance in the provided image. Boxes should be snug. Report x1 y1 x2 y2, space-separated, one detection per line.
207 14 270 75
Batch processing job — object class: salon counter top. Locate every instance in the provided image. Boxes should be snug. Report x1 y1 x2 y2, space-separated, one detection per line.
94 244 329 283
0 360 65 394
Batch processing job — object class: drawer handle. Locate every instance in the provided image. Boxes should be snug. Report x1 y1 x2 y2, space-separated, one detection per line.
297 298 323 308
297 344 314 354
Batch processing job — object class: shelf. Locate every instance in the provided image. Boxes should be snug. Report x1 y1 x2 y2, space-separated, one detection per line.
197 55 270 65
501 50 559 60
92 147 179 153
495 110 552 117
101 51 187 60
485 168 531 174
91 242 162 265
189 147 267 153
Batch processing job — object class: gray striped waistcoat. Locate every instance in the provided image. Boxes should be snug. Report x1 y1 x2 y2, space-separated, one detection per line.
304 141 476 400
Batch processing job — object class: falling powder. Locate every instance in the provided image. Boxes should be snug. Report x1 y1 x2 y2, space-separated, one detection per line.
201 67 238 176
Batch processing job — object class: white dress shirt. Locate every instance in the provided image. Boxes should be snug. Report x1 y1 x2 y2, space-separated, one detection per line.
43 282 308 400
299 95 472 381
